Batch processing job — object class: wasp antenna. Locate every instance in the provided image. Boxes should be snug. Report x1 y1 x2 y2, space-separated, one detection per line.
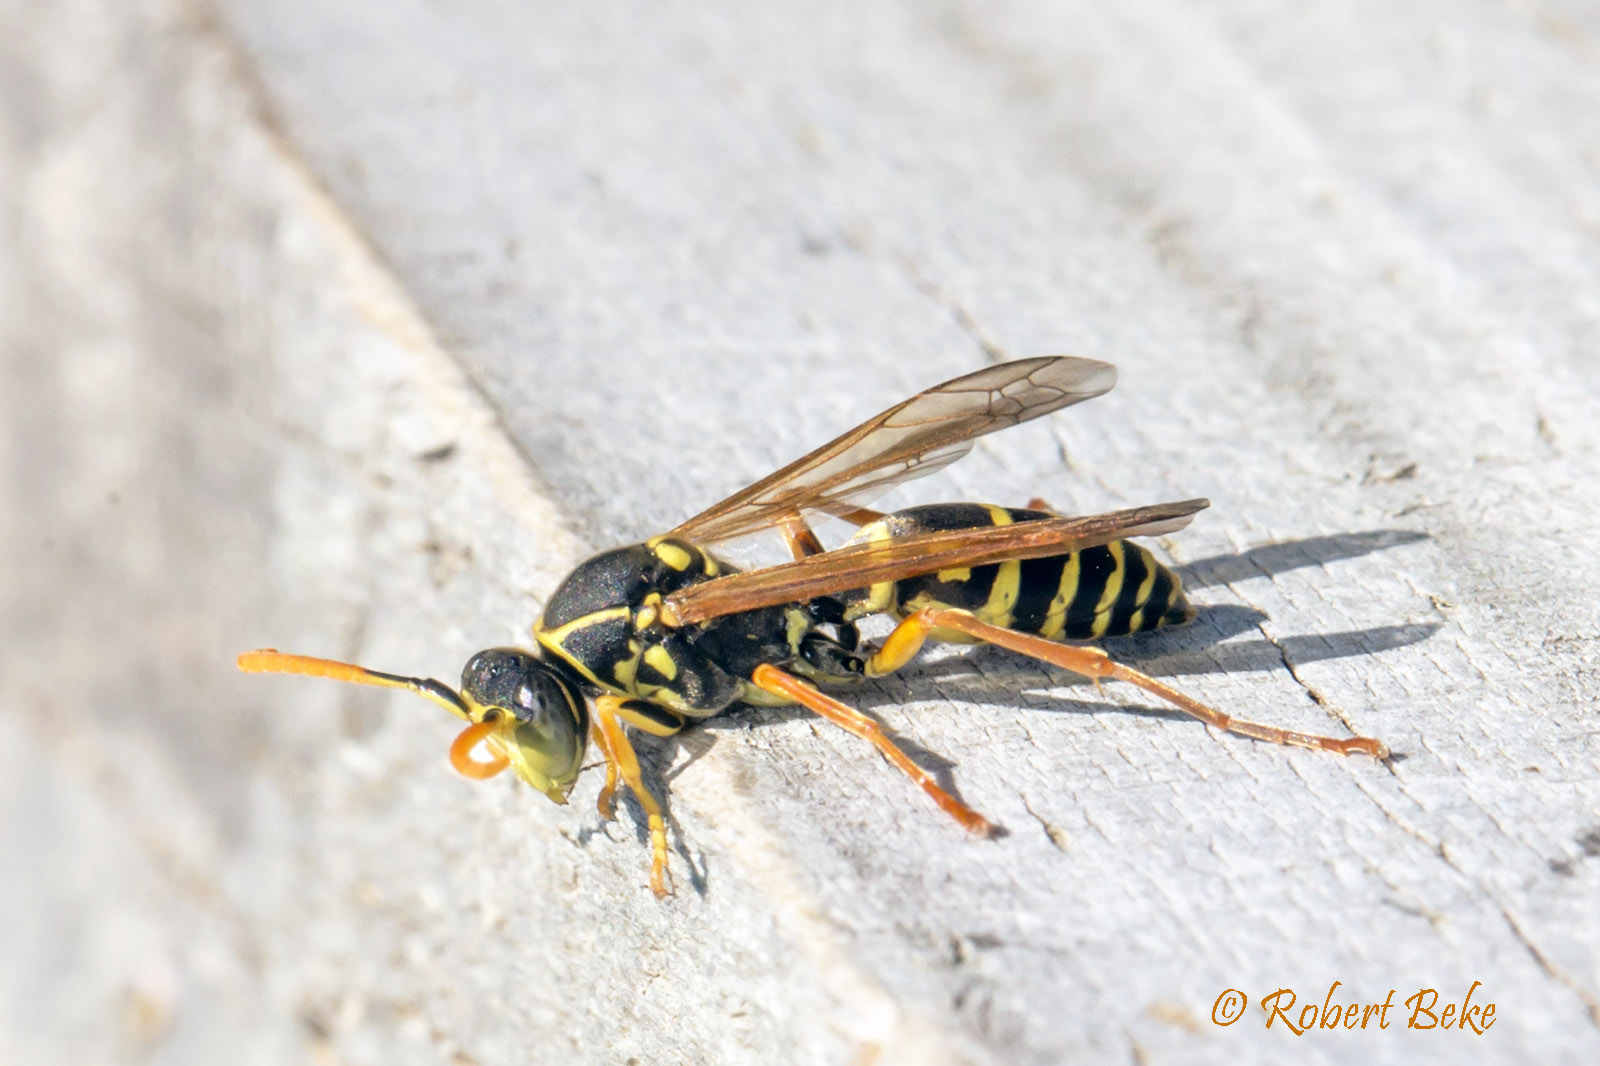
236 648 473 721
448 720 511 779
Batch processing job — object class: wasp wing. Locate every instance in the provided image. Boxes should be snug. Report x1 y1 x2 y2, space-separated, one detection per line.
661 498 1208 627
669 357 1117 545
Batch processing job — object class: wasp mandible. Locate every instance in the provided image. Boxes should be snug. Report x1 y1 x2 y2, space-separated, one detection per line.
241 357 1388 895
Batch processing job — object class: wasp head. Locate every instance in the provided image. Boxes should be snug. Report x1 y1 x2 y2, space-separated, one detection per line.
459 647 590 804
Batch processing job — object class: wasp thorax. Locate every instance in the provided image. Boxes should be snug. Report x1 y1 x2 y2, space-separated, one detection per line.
460 647 589 803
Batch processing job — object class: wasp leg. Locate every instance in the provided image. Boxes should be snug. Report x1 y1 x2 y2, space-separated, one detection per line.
1026 497 1060 514
778 512 828 560
607 697 688 738
778 507 887 561
593 697 675 897
748 664 998 836
868 608 1389 759
590 699 683 820
587 712 621 821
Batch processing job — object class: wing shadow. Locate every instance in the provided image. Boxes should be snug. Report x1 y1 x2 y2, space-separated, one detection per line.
1175 529 1430 591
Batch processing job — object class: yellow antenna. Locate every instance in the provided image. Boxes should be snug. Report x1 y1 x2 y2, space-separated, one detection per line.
236 649 510 779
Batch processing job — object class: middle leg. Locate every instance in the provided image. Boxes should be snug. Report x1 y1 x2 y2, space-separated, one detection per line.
748 663 997 836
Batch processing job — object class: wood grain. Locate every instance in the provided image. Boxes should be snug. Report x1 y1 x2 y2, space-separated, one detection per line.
4 1 1598 1063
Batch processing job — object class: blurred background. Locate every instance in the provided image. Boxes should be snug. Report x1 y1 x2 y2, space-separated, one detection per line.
4 1 1599 1064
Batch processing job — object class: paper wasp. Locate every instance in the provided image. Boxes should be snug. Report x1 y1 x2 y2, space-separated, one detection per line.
240 357 1388 895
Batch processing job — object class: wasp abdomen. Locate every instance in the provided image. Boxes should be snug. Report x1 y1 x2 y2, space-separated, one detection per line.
843 504 1193 640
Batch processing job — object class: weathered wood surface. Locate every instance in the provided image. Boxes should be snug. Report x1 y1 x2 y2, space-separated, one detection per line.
4 0 1599 1063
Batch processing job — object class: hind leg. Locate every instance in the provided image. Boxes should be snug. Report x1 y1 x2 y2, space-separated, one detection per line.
867 608 1389 758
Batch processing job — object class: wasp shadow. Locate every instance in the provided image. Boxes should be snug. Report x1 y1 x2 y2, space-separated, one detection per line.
593 528 1438 872
1175 528 1430 591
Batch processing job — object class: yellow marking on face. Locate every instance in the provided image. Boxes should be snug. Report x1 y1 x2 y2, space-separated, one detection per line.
642 644 679 682
652 540 694 571
1089 541 1126 638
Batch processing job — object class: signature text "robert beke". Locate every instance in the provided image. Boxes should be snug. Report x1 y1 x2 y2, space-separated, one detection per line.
1210 981 1495 1035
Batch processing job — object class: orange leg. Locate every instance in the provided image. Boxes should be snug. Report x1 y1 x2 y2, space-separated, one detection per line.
587 710 621 821
749 664 998 837
777 508 886 561
593 697 672 897
868 608 1389 759
778 513 828 560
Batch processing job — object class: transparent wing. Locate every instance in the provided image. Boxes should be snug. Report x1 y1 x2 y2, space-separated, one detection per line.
669 357 1117 545
661 499 1208 627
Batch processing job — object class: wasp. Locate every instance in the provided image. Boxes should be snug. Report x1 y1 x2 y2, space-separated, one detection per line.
240 357 1388 895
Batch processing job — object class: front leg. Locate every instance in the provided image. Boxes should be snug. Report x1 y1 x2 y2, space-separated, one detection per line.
592 696 685 898
587 712 621 821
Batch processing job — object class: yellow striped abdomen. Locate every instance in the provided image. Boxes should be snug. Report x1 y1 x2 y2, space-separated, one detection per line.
841 503 1194 641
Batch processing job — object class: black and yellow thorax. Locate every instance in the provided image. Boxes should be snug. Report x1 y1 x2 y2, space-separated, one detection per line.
534 536 813 717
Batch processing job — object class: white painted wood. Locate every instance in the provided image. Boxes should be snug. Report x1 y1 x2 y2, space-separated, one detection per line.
5 0 1598 1063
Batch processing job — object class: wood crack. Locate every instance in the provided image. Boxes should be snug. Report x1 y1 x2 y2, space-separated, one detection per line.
893 253 1009 364
1230 573 1600 1028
